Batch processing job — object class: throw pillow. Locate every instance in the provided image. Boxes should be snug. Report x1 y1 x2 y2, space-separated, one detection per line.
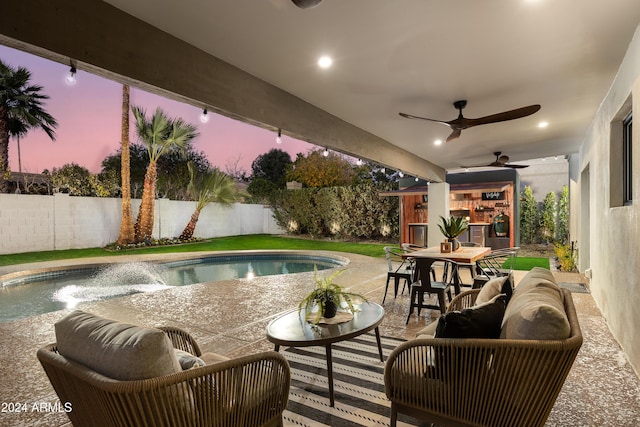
475 274 513 305
435 293 507 339
174 349 206 370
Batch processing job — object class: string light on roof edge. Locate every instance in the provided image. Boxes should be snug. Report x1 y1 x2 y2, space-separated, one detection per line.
276 129 282 144
65 63 77 86
200 108 209 124
322 148 329 157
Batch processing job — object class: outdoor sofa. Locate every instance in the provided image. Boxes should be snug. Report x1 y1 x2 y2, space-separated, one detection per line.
384 267 583 427
37 310 290 427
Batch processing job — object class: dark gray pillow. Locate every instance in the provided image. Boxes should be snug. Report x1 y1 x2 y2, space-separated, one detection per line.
435 294 507 339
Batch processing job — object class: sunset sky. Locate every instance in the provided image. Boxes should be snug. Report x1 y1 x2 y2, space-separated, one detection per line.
0 44 318 176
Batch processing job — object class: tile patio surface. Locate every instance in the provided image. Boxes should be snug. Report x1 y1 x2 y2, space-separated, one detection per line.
0 251 638 426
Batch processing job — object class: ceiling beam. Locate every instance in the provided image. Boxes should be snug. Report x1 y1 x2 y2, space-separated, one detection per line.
0 0 445 181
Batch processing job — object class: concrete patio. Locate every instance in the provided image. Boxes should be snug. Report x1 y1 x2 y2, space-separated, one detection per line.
0 251 638 426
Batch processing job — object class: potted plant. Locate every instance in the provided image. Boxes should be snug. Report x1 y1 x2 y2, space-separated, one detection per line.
299 267 368 324
438 215 469 251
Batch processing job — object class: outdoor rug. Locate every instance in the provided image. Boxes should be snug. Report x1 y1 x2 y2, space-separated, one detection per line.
282 333 422 427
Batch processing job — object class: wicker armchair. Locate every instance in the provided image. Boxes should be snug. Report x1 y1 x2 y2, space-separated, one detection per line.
37 327 290 427
385 287 582 427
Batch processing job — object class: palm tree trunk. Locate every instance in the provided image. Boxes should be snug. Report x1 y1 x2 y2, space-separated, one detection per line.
116 85 134 245
134 161 157 242
179 208 202 240
0 109 10 193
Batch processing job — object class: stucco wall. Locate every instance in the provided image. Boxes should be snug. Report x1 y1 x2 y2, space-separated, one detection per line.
574 24 640 376
0 194 283 254
518 158 569 202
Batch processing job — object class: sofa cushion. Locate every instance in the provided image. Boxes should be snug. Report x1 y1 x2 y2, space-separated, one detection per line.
55 310 182 380
476 274 513 305
500 268 570 340
513 267 562 296
435 294 507 339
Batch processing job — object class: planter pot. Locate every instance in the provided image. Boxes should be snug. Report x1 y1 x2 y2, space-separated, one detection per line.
323 301 338 318
448 238 461 251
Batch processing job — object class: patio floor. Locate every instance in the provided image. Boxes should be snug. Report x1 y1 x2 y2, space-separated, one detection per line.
0 251 638 426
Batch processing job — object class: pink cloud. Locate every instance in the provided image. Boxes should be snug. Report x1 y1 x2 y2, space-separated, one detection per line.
1 44 316 175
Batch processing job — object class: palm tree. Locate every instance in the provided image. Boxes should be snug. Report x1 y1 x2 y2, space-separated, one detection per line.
7 117 28 193
116 85 135 245
0 60 57 192
179 163 244 240
132 105 198 243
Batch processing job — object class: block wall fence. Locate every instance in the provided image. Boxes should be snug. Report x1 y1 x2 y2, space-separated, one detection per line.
0 194 284 255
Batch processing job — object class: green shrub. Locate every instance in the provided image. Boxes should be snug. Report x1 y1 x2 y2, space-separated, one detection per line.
270 182 399 240
554 242 578 272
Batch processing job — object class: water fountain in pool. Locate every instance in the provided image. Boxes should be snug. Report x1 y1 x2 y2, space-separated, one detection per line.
52 262 173 307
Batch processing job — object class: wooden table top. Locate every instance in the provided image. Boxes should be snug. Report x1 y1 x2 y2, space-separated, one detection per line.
403 246 492 263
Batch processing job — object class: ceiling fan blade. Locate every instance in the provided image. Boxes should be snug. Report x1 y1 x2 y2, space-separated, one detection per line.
467 104 541 127
399 112 451 127
445 129 462 142
504 164 529 169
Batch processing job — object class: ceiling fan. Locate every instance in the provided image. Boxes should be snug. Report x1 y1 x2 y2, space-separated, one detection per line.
399 100 541 142
462 152 529 169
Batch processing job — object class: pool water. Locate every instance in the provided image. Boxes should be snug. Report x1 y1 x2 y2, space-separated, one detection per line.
0 254 345 323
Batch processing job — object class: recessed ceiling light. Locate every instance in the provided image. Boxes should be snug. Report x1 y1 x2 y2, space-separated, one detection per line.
318 55 333 69
538 121 549 128
434 139 443 146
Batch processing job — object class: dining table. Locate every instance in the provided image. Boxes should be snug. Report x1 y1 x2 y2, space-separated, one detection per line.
403 245 492 294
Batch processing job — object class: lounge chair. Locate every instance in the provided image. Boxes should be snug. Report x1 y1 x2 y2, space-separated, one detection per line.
37 310 290 427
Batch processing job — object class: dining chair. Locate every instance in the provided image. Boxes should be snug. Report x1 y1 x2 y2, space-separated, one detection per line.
406 258 457 324
401 242 437 281
474 246 520 288
382 246 413 303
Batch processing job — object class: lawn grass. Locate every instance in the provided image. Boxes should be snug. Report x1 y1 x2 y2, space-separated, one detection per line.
0 235 390 267
0 234 550 271
510 256 550 270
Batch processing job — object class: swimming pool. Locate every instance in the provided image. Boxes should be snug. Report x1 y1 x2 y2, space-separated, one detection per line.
0 252 347 323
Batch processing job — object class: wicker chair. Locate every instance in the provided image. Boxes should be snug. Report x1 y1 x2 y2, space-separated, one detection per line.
37 326 290 427
385 287 583 427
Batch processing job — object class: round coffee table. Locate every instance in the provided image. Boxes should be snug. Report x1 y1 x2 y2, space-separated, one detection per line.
266 302 385 407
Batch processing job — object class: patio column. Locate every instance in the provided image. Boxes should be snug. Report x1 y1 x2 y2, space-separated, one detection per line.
427 182 450 247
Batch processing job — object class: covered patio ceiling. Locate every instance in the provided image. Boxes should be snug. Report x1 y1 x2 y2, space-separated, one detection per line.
2 0 640 181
